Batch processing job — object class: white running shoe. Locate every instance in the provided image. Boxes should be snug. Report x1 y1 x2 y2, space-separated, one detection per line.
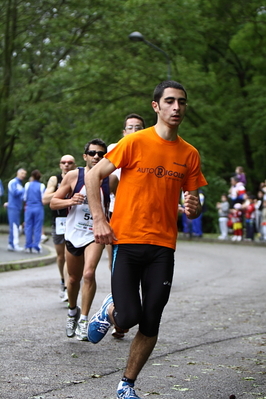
117 381 142 398
66 307 81 338
41 234 49 243
32 246 42 254
76 320 89 341
59 283 66 300
8 244 23 252
61 290 68 302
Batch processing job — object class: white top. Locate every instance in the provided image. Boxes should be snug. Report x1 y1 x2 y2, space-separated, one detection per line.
65 183 105 248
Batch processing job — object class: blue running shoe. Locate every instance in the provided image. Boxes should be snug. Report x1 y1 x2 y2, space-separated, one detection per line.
88 294 113 343
117 381 142 399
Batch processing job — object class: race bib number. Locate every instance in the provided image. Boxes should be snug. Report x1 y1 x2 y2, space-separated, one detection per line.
75 212 93 231
55 217 67 235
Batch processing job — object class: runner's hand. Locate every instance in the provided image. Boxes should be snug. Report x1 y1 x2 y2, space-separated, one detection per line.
183 191 199 218
93 219 117 245
71 193 84 205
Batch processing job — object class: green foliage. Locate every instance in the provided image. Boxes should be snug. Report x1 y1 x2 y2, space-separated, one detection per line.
1 0 266 231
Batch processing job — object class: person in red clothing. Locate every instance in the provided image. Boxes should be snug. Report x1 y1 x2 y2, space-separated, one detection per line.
242 193 256 240
231 203 243 241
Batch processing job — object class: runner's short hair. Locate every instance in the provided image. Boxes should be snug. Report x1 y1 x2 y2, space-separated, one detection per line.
153 80 187 103
123 113 145 129
84 138 107 154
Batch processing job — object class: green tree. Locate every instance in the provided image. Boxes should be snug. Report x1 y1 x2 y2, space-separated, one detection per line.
1 0 266 232
0 0 125 178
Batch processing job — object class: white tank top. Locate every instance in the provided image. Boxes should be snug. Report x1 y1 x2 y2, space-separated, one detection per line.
65 183 105 248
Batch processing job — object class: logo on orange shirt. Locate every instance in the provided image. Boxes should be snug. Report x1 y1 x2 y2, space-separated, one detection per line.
137 166 185 180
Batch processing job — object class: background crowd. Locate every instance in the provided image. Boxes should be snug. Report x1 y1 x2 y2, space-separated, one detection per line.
216 166 266 242
2 163 266 252
3 168 47 253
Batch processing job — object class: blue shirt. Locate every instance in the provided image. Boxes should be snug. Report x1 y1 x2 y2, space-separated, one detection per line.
8 177 25 210
24 181 45 207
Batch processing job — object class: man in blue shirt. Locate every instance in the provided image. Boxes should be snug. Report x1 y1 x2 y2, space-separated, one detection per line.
7 168 27 251
24 170 46 253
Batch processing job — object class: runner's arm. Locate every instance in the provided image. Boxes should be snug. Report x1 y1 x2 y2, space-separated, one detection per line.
50 171 83 210
85 158 116 244
42 176 57 205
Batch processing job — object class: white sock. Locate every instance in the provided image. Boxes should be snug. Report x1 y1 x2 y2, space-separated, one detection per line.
68 307 77 317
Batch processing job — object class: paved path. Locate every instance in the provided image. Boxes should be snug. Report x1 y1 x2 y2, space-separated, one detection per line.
0 241 265 399
1 223 265 272
0 230 56 272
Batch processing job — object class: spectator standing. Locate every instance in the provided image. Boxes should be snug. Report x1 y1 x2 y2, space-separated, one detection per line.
261 199 266 241
180 191 192 236
192 190 205 237
242 193 256 241
231 203 243 241
182 212 192 236
235 166 247 186
255 190 264 240
228 176 238 207
42 155 76 301
259 181 266 199
216 194 230 240
24 170 46 253
7 168 27 251
235 177 246 203
228 176 246 207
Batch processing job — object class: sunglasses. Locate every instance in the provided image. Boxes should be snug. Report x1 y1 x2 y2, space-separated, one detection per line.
86 150 106 158
60 161 74 165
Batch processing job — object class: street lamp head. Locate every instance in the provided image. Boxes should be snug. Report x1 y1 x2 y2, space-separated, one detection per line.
128 31 145 42
128 31 172 79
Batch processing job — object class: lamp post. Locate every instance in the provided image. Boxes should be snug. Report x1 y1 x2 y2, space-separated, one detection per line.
129 31 171 80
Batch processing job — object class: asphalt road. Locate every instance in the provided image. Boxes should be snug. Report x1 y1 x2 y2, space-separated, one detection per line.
0 241 266 399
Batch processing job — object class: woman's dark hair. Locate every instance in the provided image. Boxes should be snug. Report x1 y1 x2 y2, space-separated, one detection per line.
31 169 41 181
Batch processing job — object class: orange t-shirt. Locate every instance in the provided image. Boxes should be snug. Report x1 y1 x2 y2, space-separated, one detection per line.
106 126 207 250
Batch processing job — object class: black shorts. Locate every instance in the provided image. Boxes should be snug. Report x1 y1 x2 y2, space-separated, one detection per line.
65 240 94 257
111 244 175 337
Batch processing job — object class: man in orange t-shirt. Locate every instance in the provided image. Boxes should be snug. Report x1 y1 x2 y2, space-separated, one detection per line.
85 80 207 399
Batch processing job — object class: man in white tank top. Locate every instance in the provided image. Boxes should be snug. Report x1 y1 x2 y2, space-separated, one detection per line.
51 139 118 341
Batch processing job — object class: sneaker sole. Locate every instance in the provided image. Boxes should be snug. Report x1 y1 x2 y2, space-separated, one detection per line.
66 332 75 338
76 335 88 341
